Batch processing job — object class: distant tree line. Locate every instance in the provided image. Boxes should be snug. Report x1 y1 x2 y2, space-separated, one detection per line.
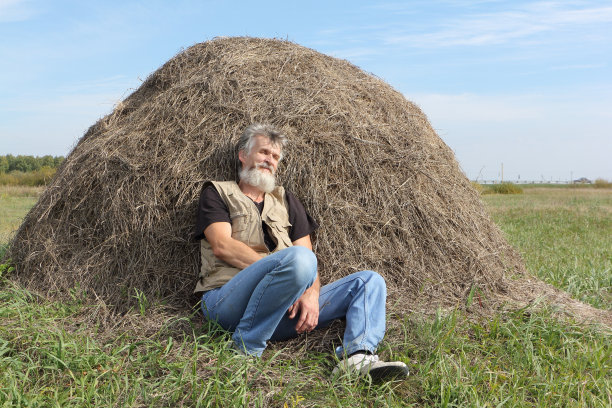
0 155 65 173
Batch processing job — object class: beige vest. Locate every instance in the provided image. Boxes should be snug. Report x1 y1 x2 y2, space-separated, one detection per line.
194 181 293 293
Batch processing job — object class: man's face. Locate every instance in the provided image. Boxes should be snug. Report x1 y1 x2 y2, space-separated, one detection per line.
239 134 282 175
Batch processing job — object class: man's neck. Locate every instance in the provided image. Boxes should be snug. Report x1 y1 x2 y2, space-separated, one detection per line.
238 180 266 203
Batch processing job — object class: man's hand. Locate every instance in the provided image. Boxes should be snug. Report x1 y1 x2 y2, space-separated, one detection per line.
288 285 320 334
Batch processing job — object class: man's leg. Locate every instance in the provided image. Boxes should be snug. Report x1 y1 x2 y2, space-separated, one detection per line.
271 270 387 357
272 270 408 380
201 246 317 356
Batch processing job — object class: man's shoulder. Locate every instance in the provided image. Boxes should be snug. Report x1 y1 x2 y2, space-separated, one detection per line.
268 185 286 204
207 180 242 197
272 184 286 195
208 180 238 189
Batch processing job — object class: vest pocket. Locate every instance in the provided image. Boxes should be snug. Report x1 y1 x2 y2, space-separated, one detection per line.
266 212 293 248
230 212 248 239
273 224 293 248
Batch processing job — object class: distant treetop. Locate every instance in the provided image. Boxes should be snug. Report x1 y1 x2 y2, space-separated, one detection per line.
0 155 65 173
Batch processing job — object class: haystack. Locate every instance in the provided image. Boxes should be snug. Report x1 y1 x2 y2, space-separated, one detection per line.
9 37 524 315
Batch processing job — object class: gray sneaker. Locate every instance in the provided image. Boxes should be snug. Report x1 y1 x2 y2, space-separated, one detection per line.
332 353 409 381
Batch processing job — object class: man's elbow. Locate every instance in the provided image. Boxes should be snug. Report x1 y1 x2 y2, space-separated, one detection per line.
211 243 228 260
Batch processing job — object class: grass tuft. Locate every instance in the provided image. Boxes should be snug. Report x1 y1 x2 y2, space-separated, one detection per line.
470 181 485 194
484 182 524 195
594 178 612 189
0 168 56 186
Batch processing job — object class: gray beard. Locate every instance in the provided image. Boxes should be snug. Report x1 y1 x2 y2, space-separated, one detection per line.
239 165 276 193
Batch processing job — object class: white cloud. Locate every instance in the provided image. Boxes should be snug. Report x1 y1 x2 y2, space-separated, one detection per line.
326 46 382 60
550 63 607 71
543 3 612 25
383 1 612 48
0 0 37 22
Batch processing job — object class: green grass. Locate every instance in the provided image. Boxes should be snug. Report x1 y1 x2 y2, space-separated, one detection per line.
0 167 57 187
0 186 42 256
483 182 524 195
483 188 611 310
1 186 610 407
398 309 610 407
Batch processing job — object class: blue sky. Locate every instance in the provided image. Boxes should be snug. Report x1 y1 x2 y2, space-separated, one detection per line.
1 0 610 181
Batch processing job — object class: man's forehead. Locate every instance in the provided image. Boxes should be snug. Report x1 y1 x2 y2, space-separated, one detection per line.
253 134 281 152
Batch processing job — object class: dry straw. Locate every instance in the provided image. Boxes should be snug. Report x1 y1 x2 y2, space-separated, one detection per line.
10 37 596 326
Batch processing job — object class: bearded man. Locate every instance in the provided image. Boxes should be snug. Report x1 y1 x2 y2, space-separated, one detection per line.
193 124 409 380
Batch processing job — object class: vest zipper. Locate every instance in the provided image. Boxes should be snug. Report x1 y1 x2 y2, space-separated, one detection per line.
246 194 267 253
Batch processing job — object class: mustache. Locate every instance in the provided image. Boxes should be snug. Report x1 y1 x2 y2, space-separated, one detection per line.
255 163 274 172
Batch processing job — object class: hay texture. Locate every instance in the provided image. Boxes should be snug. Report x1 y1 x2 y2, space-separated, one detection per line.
9 37 525 313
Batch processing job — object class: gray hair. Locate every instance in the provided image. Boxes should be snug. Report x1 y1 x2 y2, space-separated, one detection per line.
237 124 287 160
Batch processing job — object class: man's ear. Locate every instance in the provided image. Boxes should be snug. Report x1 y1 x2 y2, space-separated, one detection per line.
238 149 246 166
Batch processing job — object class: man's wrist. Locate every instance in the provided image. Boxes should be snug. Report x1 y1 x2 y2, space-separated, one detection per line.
304 285 319 297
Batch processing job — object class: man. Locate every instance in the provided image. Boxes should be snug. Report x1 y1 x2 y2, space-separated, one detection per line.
193 124 408 380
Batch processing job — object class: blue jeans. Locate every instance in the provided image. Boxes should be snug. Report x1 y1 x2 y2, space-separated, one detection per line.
201 246 387 357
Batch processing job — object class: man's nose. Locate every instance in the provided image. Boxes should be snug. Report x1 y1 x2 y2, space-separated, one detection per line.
264 155 275 165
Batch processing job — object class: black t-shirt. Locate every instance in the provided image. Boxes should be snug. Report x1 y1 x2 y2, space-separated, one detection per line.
193 184 318 251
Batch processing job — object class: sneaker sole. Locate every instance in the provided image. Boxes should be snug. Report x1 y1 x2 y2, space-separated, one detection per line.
368 365 409 381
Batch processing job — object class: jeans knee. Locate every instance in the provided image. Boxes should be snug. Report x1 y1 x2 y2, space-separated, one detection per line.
283 246 317 287
361 270 386 294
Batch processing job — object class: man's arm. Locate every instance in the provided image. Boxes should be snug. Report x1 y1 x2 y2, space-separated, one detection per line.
204 222 263 269
288 235 321 334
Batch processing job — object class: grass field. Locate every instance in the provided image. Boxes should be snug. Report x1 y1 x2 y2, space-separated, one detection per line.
1 186 610 407
485 187 611 310
0 186 42 255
